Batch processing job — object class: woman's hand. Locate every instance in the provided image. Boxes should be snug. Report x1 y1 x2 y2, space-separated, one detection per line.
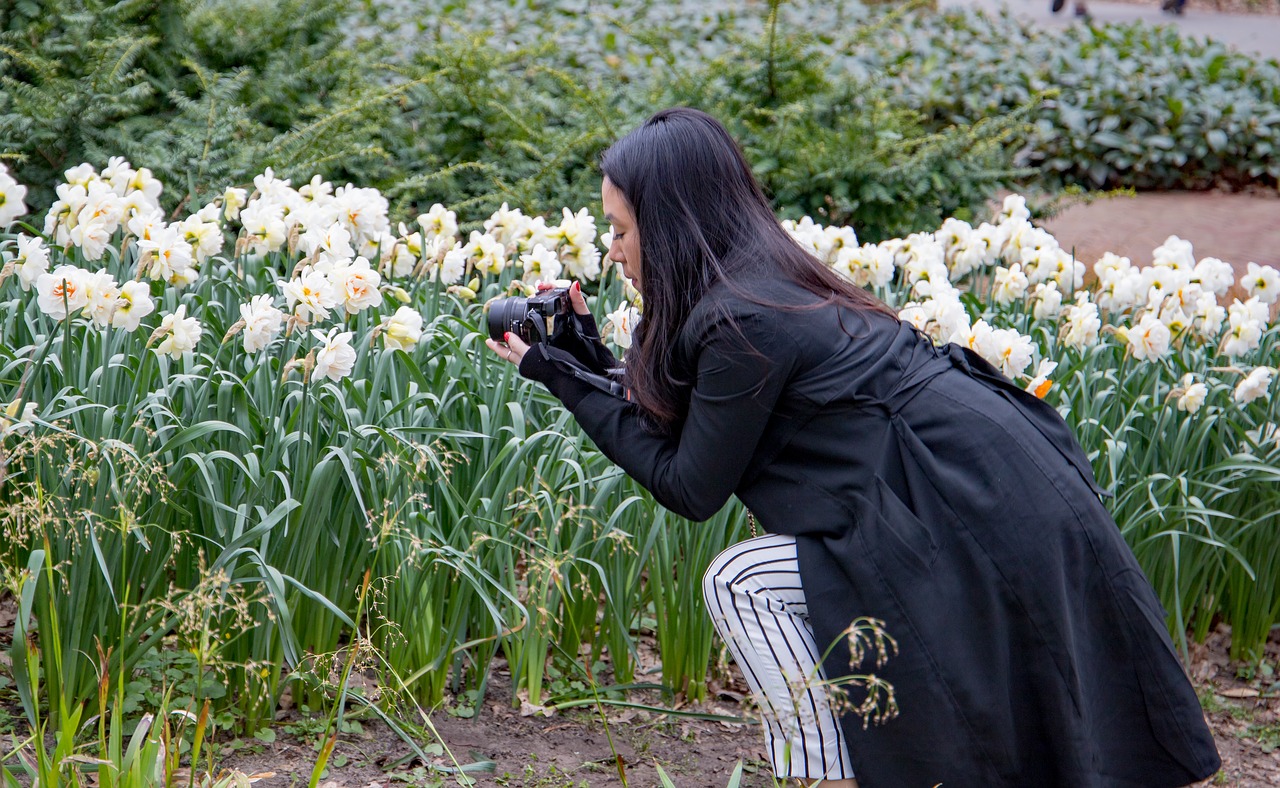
485 331 531 366
565 280 591 317
552 281 621 374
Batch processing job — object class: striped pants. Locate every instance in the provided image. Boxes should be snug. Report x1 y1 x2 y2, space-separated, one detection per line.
702 533 856 781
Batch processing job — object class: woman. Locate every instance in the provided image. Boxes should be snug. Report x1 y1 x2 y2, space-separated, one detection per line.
486 108 1220 787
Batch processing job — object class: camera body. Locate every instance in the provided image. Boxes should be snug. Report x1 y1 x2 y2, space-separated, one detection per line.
488 287 572 345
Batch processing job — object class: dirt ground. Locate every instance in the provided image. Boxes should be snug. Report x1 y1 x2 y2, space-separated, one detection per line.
221 623 1280 787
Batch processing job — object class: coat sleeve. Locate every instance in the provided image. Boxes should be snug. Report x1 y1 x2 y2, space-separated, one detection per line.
565 308 797 522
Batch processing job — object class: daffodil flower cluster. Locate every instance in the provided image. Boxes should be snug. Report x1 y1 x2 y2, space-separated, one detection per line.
784 193 1278 415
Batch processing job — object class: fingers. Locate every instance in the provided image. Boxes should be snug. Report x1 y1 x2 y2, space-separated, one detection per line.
569 281 590 315
485 333 529 366
505 332 531 361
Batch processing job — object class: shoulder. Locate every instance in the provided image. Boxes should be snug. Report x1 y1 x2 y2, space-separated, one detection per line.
681 280 803 351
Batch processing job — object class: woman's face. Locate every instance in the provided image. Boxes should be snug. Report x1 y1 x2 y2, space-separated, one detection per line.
602 176 642 293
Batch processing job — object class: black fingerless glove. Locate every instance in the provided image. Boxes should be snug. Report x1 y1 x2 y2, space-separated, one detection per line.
548 310 619 375
519 342 627 410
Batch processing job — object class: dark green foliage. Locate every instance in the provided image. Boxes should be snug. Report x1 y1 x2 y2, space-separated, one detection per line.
657 9 1028 242
851 10 1280 191
0 0 1025 242
0 0 394 210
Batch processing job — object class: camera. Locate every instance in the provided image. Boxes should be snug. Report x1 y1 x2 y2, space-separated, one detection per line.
487 287 572 345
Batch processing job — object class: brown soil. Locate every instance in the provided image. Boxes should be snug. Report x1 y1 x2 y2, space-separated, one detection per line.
217 623 1280 787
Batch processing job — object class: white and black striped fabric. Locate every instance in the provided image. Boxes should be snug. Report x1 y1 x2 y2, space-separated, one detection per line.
702 534 855 781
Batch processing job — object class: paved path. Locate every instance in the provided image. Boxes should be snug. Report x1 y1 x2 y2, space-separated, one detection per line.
1040 191 1280 273
938 0 1280 60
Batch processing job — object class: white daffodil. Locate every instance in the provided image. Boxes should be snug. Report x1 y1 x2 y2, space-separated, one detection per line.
993 264 1029 305
178 213 224 264
1233 366 1274 405
102 156 135 195
298 174 334 203
467 231 507 276
1191 291 1226 340
949 319 995 356
1140 264 1193 309
252 168 293 204
81 269 121 328
386 241 417 279
154 304 203 359
520 244 563 286
997 194 1030 225
10 234 50 291
986 328 1035 379
898 303 929 333
138 225 197 286
1241 262 1280 305
1025 359 1059 399
604 304 640 350
36 265 89 320
69 216 114 262
281 266 339 323
0 163 29 226
1093 252 1131 281
825 225 859 265
300 221 356 264
239 294 285 352
417 203 458 245
312 327 357 382
1151 235 1195 270
222 187 248 222
919 295 970 345
64 163 96 187
112 281 155 332
996 218 1031 262
1059 293 1101 350
560 241 602 281
127 206 166 244
77 179 125 231
331 256 383 314
934 218 971 266
1222 319 1264 357
126 167 163 204
1127 313 1172 361
432 247 465 286
555 207 598 250
1031 282 1064 320
1177 374 1208 414
44 182 87 246
1 398 38 436
1192 257 1235 296
1222 297 1268 357
240 201 287 254
382 306 424 351
517 215 555 254
484 202 529 251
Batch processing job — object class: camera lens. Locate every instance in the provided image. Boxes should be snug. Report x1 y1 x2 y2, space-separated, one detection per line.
488 297 527 342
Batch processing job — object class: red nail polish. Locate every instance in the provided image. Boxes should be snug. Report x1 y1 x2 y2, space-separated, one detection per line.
504 332 511 342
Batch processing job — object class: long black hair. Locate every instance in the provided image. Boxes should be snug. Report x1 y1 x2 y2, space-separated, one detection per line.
600 107 895 432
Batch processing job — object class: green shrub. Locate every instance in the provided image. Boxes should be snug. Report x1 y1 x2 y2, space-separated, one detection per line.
1 0 1026 244
0 0 393 209
848 10 1280 190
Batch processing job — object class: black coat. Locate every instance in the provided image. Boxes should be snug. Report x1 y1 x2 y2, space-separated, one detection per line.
533 278 1221 787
